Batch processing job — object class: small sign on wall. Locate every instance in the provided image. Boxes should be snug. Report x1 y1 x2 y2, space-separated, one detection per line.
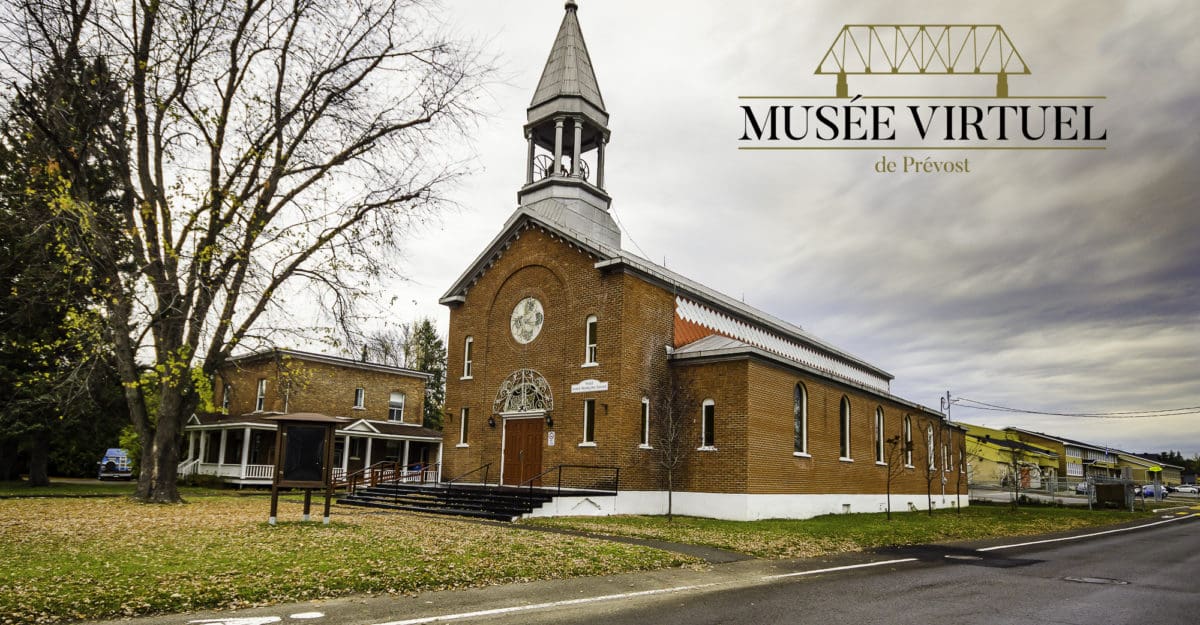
547 431 556 446
571 379 609 393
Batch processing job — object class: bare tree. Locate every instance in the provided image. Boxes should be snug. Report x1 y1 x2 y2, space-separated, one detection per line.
645 369 698 522
883 433 910 521
1 0 489 501
921 419 945 516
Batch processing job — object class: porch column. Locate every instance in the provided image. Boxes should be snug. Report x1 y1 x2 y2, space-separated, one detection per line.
198 432 207 463
402 440 410 468
239 427 251 478
341 435 350 472
435 442 443 482
187 432 196 461
217 430 228 467
364 438 373 469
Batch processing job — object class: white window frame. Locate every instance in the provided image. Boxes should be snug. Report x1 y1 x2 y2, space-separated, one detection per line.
581 399 596 446
839 396 852 461
639 397 651 448
462 336 473 379
255 378 266 412
583 315 598 366
388 391 406 422
457 408 469 447
875 407 885 464
793 384 809 457
699 399 716 450
354 387 365 409
942 443 949 472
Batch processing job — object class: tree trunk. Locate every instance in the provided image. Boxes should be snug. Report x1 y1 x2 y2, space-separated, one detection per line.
666 469 674 522
142 385 192 503
886 475 892 521
0 438 18 481
27 431 50 487
926 483 933 516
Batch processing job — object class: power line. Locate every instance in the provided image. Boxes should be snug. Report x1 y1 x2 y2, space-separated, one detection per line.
954 397 1200 419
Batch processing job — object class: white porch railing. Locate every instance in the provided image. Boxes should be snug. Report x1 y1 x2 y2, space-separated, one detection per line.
194 463 274 481
177 458 200 477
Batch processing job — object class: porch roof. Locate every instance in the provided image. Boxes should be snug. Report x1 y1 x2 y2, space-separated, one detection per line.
187 412 443 441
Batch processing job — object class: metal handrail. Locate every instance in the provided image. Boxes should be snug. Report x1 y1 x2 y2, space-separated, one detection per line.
337 460 402 493
518 464 621 508
444 462 493 492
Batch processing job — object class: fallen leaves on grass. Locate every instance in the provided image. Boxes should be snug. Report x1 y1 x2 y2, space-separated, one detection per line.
0 497 694 624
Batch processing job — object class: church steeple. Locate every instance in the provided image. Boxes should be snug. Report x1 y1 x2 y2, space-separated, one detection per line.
518 1 619 250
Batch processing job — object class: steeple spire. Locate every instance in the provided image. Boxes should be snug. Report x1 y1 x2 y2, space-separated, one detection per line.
529 1 607 122
518 1 619 250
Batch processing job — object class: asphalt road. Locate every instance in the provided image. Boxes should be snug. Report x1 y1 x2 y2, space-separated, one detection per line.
475 514 1199 625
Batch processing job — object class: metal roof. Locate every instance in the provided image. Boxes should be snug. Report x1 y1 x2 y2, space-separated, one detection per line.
671 334 941 419
226 348 432 380
530 2 606 113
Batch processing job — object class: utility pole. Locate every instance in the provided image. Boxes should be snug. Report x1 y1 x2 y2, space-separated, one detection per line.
939 391 954 507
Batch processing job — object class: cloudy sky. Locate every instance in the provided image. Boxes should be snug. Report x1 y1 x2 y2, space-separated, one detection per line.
381 1 1199 456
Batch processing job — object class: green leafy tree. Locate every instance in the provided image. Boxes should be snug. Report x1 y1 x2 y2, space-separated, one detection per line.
3 0 488 501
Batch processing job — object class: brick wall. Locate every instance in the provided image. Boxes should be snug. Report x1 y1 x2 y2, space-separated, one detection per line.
217 355 426 424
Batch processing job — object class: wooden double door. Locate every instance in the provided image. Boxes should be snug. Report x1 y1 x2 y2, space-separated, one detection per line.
503 417 544 486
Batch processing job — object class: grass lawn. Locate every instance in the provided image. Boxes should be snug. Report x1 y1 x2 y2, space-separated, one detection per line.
523 504 1161 559
0 479 229 498
0 496 695 624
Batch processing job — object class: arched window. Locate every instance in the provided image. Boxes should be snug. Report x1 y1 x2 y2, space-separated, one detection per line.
388 392 406 422
584 315 598 365
463 336 474 378
700 399 716 449
942 443 949 472
927 425 936 470
839 396 851 459
875 407 885 463
793 384 808 455
639 397 651 447
903 415 913 466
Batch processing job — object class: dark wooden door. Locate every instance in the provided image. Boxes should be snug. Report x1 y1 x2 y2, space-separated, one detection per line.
503 418 544 486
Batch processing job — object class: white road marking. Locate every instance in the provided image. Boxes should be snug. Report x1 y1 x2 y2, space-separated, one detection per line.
373 583 722 625
978 513 1197 552
189 618 281 625
761 557 920 580
289 613 325 619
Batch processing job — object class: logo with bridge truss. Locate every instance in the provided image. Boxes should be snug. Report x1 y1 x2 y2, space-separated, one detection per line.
817 25 1028 97
739 24 1107 161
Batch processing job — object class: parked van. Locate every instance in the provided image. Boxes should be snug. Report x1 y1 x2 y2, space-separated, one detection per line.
97 449 133 480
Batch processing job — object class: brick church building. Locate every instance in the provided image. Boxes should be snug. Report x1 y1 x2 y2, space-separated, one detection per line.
439 2 965 520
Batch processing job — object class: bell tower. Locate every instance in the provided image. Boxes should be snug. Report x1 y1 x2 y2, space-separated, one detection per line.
518 1 620 250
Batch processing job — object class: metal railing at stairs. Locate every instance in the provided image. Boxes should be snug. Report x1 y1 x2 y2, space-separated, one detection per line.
444 462 494 492
336 461 440 494
518 464 620 509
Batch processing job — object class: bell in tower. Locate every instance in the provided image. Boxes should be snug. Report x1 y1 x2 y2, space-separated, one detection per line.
518 1 620 250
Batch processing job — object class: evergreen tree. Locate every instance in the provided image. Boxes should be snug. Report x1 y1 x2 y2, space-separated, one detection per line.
0 45 129 485
410 319 446 430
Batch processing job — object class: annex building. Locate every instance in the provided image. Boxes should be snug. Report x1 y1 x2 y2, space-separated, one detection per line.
438 2 966 521
180 348 442 486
